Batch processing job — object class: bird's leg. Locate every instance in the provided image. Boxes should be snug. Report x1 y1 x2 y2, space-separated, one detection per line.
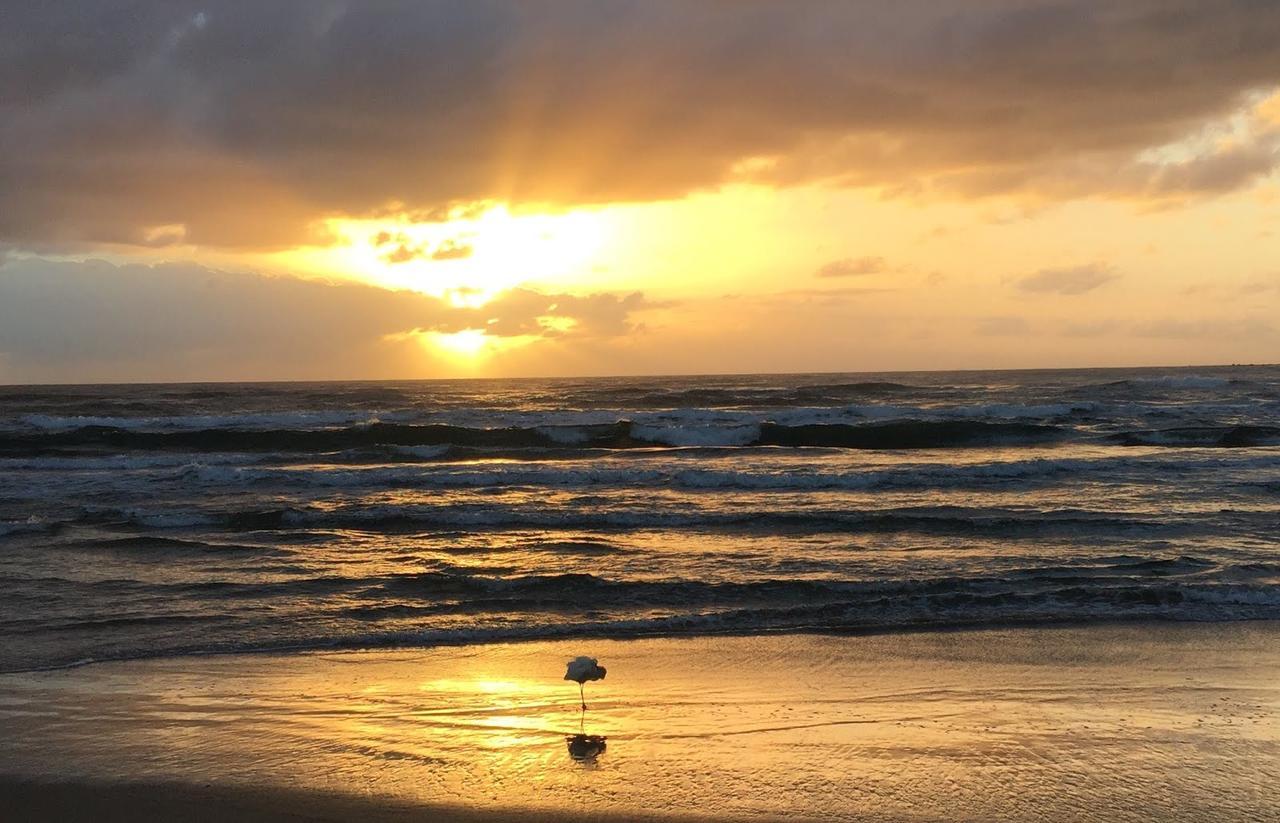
580 682 586 711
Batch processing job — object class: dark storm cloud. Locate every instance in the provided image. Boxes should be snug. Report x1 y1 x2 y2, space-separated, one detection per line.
3 1 1280 249
0 258 654 374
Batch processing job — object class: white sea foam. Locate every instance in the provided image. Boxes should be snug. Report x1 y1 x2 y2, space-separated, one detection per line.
535 426 596 445
630 423 762 447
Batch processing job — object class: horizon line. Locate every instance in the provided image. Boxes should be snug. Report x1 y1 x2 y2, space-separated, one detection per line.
1 361 1275 390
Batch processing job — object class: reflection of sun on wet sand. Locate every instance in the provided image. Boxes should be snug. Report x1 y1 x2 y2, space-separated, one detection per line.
2 624 1279 821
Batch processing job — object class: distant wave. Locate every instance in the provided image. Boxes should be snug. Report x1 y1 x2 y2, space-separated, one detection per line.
4 400 1104 433
15 409 417 432
53 535 290 558
0 452 269 470
0 518 48 538
0 419 1072 455
5 571 1277 673
77 452 1267 495
1122 375 1235 390
58 502 1238 539
1070 374 1258 395
1108 425 1280 448
14 562 1250 604
10 390 1280 455
15 418 1277 456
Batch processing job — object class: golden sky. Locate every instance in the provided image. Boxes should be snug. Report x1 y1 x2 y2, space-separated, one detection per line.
1 2 1278 382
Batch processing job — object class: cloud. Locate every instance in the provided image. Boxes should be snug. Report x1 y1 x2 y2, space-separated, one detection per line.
1016 263 1118 295
1060 319 1121 337
815 256 888 278
431 240 474 261
3 2 1280 250
976 316 1032 336
1133 317 1276 340
0 257 655 380
373 233 472 264
382 243 423 264
1240 275 1280 295
429 288 655 338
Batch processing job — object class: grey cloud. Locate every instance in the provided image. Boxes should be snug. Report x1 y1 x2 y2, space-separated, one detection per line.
938 127 1280 202
1240 275 1280 295
815 256 889 278
3 1 1280 249
1145 128 1280 197
1017 263 1118 295
0 257 654 379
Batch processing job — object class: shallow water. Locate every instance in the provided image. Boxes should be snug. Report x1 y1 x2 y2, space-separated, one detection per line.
1 366 1278 671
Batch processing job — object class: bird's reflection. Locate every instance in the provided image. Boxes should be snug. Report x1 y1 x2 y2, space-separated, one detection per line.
565 706 607 763
566 733 607 761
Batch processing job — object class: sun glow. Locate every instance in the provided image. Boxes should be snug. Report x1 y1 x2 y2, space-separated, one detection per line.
398 328 540 363
281 203 613 306
431 329 491 357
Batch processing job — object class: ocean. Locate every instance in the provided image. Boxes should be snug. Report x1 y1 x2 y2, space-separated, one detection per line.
1 366 1278 673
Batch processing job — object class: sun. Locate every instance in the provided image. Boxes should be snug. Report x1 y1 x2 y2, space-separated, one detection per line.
385 327 540 365
281 202 613 307
429 329 491 357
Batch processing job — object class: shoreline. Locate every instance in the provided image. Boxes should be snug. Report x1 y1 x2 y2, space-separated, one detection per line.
3 622 1278 821
7 615 1274 677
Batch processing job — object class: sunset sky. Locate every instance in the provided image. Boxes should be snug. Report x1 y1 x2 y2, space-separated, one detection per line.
2 1 1279 382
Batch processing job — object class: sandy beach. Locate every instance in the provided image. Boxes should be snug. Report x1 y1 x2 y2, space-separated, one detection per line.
2 622 1278 821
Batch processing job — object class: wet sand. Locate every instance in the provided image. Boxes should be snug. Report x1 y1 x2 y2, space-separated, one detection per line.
0 778 723 822
2 623 1278 821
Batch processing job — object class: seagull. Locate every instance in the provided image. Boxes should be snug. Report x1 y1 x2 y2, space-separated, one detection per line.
564 656 606 711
